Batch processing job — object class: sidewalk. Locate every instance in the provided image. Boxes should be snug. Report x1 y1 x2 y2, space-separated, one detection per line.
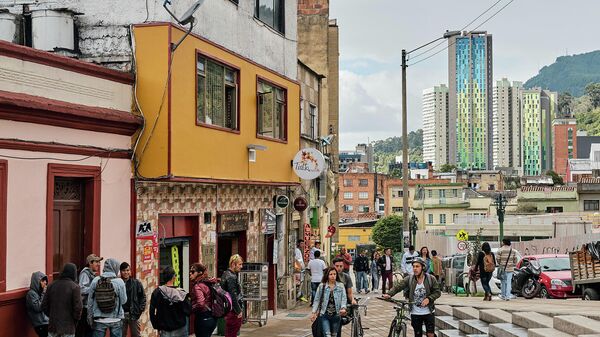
240 295 414 337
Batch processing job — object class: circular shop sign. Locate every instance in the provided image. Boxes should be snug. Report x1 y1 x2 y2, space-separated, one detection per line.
293 197 308 212
292 148 326 180
276 195 290 209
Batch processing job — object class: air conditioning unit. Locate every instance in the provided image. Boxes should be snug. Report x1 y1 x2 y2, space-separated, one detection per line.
31 9 75 51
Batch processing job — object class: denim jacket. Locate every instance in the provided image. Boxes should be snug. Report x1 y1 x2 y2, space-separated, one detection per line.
311 282 347 315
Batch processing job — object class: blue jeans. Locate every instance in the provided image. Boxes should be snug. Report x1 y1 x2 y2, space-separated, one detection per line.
501 272 513 299
480 273 492 294
311 282 320 305
356 271 368 291
371 273 380 291
93 321 122 337
320 314 341 337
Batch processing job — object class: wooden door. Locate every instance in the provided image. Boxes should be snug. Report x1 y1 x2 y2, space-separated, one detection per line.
52 179 84 278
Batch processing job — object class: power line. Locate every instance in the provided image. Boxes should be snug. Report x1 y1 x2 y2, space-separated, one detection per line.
408 0 514 67
408 0 504 63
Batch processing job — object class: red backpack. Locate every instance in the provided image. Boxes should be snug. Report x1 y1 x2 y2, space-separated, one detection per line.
204 282 232 318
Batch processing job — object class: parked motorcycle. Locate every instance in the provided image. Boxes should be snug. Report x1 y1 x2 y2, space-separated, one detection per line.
512 259 542 299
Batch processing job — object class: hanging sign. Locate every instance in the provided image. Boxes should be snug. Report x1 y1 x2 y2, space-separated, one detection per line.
261 208 277 235
294 197 308 212
218 212 249 233
292 148 326 180
275 195 290 209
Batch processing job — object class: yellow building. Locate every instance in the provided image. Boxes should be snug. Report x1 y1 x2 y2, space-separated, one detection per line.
337 221 376 253
132 23 302 328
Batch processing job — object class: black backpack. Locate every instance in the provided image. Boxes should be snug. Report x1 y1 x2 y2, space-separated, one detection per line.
204 281 232 318
95 277 116 313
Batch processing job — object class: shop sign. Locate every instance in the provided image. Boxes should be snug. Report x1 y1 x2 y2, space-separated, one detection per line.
275 195 289 209
293 197 308 212
303 223 311 261
218 212 249 233
292 148 326 180
136 220 153 238
261 208 277 235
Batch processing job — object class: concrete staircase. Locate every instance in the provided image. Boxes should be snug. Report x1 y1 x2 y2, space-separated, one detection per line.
433 302 600 337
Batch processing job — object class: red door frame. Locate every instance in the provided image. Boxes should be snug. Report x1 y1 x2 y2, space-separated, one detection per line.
46 163 101 281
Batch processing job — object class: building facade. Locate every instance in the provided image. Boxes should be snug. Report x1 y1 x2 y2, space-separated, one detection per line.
521 88 557 176
553 117 577 178
578 177 600 213
492 78 522 169
0 40 141 336
338 172 386 223
448 31 493 170
517 186 578 213
422 84 449 169
339 143 374 173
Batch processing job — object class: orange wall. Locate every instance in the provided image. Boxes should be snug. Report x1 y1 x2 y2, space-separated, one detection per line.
134 24 300 184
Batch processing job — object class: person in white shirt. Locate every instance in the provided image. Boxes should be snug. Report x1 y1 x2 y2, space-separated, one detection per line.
310 241 322 260
401 245 419 275
295 240 307 302
307 250 327 305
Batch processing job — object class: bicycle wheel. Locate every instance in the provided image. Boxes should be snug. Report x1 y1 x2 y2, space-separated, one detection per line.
387 320 397 337
400 322 407 337
356 312 364 337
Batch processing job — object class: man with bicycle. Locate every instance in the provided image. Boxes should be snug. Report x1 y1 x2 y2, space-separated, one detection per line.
382 257 441 337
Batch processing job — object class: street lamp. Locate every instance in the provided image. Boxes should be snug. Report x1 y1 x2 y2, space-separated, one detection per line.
410 212 419 247
401 30 461 245
494 193 507 242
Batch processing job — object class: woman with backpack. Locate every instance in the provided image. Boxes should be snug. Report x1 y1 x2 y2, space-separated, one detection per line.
190 263 219 337
310 266 347 337
474 242 496 301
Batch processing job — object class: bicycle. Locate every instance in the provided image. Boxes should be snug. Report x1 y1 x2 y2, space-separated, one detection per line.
348 297 369 337
379 297 413 337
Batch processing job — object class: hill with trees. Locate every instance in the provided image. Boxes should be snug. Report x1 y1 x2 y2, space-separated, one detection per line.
372 129 423 175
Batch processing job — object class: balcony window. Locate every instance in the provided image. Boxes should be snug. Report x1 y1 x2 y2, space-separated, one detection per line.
584 200 600 211
343 205 353 212
257 80 287 141
358 205 370 213
196 55 239 131
255 0 285 34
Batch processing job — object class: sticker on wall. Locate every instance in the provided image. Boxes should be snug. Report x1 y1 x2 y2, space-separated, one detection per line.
292 148 326 180
143 245 153 262
136 220 154 238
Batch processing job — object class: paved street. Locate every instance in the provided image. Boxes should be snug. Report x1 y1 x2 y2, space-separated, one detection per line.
241 295 414 337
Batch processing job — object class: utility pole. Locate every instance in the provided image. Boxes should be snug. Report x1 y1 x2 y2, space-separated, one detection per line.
402 49 410 244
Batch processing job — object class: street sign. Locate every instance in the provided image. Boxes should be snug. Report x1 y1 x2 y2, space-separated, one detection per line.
456 229 469 242
457 241 467 251
275 195 289 209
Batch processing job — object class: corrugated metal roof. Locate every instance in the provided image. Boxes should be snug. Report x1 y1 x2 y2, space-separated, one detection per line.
520 186 576 192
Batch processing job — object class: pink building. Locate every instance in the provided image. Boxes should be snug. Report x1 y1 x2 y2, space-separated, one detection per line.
0 40 141 336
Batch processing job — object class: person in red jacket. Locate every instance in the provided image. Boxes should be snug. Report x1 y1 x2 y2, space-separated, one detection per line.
190 262 218 337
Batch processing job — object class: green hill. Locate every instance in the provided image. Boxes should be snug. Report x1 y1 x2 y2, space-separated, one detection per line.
524 50 600 96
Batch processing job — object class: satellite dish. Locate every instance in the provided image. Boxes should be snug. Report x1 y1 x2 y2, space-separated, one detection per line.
180 0 205 25
321 134 335 146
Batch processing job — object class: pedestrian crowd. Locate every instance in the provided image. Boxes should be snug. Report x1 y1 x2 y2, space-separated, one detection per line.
26 253 246 337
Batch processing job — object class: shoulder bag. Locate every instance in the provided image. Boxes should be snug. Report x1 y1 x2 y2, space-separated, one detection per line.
497 248 512 281
311 283 326 337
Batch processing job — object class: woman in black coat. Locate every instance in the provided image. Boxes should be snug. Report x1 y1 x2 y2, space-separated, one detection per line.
475 242 496 301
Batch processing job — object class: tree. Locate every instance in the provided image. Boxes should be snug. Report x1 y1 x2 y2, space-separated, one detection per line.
558 92 574 115
439 164 457 173
546 170 564 186
585 83 600 109
389 167 402 178
371 215 404 252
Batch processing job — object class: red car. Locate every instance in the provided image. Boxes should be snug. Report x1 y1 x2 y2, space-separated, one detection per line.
516 254 578 299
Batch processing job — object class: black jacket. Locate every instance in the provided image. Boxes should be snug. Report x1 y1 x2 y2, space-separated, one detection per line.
42 263 82 335
149 286 191 332
377 255 395 272
221 269 243 314
26 271 49 328
354 255 370 272
124 278 146 320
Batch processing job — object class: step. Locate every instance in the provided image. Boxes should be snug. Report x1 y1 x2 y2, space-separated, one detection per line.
579 335 600 337
438 330 466 337
459 319 489 335
528 328 574 337
488 323 528 337
436 316 460 330
437 304 455 317
454 307 480 320
480 309 512 324
554 315 600 335
512 312 553 329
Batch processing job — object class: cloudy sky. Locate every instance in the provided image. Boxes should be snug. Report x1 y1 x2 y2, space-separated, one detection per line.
330 0 600 150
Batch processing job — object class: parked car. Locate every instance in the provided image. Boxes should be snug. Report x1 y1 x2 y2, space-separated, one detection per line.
516 254 578 299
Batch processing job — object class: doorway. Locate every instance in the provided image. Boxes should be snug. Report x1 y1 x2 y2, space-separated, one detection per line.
217 231 247 278
157 215 199 291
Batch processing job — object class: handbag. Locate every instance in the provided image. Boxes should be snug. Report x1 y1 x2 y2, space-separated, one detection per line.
497 248 512 281
311 283 326 337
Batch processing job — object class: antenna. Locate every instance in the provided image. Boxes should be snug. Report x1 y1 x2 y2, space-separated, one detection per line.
163 0 205 51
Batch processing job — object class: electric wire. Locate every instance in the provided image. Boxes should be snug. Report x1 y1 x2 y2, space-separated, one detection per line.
408 0 514 67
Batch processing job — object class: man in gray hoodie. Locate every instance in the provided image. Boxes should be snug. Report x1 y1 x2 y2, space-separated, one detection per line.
26 271 49 337
87 258 127 337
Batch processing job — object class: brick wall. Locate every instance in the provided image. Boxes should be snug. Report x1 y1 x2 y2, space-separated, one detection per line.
298 0 329 15
338 172 385 222
554 124 577 177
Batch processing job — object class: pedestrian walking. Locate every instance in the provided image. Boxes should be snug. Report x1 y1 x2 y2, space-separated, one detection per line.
370 251 381 293
332 257 355 337
419 247 432 274
335 248 352 274
383 257 442 337
310 241 322 260
496 239 518 301
401 245 419 275
307 250 327 306
78 254 102 337
190 262 218 337
310 267 347 337
474 242 496 301
27 271 49 337
150 266 191 337
295 239 308 302
221 254 244 337
431 250 443 282
87 258 127 337
377 248 394 294
354 250 370 294
42 263 83 337
119 262 146 337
